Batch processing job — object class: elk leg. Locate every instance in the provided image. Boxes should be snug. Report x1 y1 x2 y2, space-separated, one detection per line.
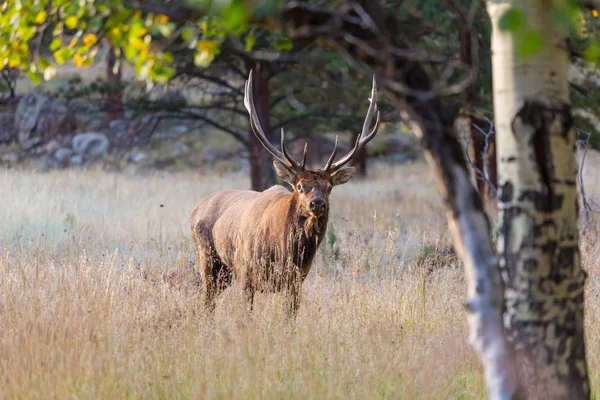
287 284 301 317
197 247 230 312
243 280 255 312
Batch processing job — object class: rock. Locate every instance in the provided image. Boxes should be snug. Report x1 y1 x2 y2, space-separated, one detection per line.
383 136 417 154
128 151 147 164
172 142 190 157
72 132 109 160
109 119 128 132
44 139 61 155
87 115 107 131
0 112 16 144
199 147 231 164
0 152 19 166
15 93 76 148
172 125 189 134
22 137 42 151
55 147 74 163
70 154 84 166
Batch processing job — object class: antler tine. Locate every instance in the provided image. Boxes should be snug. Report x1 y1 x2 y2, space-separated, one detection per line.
300 142 308 169
326 75 381 173
244 71 301 170
323 135 339 170
280 128 303 170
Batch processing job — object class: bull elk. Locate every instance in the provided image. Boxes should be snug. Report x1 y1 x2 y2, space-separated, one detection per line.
190 72 380 313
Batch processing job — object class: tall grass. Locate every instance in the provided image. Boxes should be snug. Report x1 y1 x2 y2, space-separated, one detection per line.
1 157 600 399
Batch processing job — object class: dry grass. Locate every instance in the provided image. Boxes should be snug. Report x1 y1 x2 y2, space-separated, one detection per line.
1 156 600 399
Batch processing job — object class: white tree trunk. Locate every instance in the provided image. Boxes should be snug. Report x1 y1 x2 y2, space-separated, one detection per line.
488 0 589 397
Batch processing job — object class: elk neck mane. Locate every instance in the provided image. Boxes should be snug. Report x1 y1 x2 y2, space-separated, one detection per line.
265 187 328 269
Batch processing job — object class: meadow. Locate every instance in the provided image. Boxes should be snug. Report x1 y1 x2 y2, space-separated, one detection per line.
2 156 600 399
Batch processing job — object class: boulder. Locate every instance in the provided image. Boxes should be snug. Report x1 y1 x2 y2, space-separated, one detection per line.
382 136 418 154
0 112 16 144
55 147 74 164
128 151 147 164
72 132 109 160
70 154 84 166
199 146 231 165
0 152 19 166
109 119 128 132
44 139 61 155
15 93 76 148
22 137 42 151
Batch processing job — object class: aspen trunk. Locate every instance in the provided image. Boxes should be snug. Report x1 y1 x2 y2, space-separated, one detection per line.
488 1 589 397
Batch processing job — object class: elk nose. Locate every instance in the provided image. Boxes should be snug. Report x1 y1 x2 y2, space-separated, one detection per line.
310 199 326 213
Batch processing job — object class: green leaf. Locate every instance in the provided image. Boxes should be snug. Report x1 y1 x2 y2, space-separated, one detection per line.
124 46 137 62
182 26 196 42
245 33 256 52
88 17 103 32
222 1 248 31
49 38 62 51
53 47 74 65
516 30 543 58
162 52 174 64
149 65 175 83
585 40 600 63
38 58 51 70
277 37 293 51
499 8 524 32
27 70 43 85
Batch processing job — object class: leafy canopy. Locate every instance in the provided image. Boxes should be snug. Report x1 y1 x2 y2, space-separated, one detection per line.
0 0 276 84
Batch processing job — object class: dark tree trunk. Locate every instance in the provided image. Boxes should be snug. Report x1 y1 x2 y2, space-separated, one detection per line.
457 19 497 202
248 64 276 191
105 44 123 124
468 114 497 198
351 130 367 176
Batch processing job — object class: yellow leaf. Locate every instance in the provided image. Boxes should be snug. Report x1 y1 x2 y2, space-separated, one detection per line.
196 40 217 54
155 14 169 24
65 15 78 30
83 33 97 47
8 54 21 68
129 37 145 51
73 54 83 67
34 10 47 24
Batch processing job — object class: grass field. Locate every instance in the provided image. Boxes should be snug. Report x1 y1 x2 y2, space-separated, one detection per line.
1 157 600 399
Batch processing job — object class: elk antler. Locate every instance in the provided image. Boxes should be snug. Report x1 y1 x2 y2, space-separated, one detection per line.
323 76 380 173
244 71 307 171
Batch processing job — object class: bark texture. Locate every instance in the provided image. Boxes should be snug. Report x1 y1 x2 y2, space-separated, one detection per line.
488 1 589 397
282 2 520 397
248 65 277 191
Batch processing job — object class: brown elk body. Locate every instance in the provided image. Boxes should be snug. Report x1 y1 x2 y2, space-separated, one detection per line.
190 72 380 313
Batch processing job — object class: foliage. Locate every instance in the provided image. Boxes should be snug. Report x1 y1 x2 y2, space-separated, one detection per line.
498 0 600 62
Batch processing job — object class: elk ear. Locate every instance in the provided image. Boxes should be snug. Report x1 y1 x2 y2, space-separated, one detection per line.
273 160 297 185
330 167 356 186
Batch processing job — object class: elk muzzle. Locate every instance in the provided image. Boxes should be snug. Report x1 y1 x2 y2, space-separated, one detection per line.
310 198 327 215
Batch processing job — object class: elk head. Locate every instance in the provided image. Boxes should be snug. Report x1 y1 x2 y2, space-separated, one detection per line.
244 71 380 218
